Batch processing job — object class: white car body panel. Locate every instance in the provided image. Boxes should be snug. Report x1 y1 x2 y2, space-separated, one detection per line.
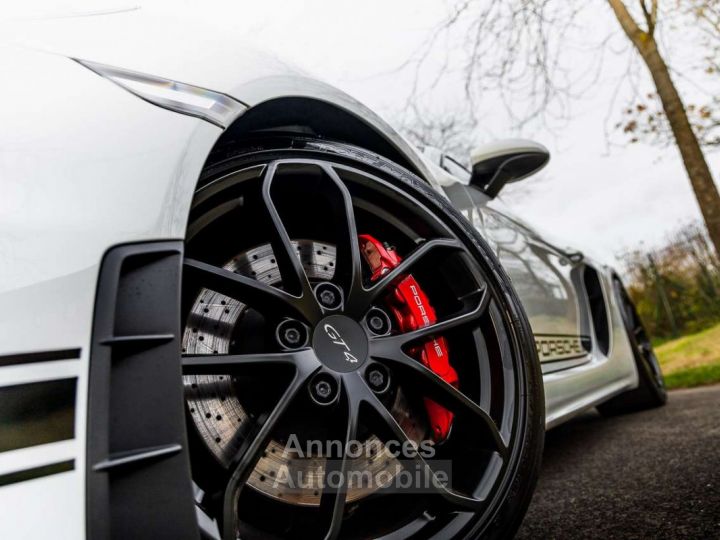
541 262 638 428
0 44 218 537
0 9 436 185
0 447 81 539
0 8 640 537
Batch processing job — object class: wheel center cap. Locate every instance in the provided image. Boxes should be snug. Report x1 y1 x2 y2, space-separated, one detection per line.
312 315 369 372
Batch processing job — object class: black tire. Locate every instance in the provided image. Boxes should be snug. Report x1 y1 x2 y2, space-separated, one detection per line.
184 136 545 539
597 276 667 416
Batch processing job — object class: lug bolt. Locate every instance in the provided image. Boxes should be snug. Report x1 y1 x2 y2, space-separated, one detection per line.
276 319 308 350
366 364 391 394
368 370 384 388
309 373 338 405
366 307 391 336
284 328 301 345
315 282 343 310
320 289 336 306
315 381 332 399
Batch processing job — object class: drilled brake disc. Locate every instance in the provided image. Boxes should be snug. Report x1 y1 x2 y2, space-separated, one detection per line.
183 239 427 506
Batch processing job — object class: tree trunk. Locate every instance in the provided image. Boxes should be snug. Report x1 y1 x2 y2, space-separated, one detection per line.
607 0 720 255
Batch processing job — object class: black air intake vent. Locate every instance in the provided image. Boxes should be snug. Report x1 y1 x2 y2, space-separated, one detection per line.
88 242 198 540
583 266 610 356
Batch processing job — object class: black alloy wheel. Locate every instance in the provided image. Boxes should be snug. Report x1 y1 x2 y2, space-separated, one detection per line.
598 276 667 416
181 138 544 540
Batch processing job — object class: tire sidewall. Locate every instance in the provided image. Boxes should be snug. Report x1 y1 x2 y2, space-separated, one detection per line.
199 137 546 539
614 277 667 405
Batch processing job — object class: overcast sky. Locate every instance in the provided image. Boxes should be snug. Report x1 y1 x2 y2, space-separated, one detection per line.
8 1 720 266
169 0 720 266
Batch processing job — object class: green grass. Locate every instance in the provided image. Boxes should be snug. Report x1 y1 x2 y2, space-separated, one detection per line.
663 363 720 390
655 323 720 390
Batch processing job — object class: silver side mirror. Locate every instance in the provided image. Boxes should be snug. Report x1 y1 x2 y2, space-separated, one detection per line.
470 139 549 198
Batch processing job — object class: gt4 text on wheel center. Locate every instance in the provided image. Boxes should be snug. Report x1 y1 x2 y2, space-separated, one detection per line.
312 315 369 372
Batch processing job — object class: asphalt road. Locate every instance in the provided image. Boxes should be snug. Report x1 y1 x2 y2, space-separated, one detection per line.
516 385 720 539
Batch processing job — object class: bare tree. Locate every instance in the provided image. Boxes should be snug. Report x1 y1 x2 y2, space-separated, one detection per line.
619 95 720 149
408 0 720 254
608 0 720 254
619 2 720 149
399 104 476 159
619 221 720 337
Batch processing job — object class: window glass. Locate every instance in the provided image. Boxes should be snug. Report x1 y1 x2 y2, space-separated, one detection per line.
440 154 472 183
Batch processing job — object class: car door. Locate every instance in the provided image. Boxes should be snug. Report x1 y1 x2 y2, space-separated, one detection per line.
441 179 591 373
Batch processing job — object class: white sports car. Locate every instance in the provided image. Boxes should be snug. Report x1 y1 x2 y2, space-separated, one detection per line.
0 7 666 540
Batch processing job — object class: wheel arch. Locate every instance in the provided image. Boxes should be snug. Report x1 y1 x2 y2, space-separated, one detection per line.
204 95 429 180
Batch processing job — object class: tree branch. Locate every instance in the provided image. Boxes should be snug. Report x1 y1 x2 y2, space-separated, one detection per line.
639 0 655 35
651 0 658 34
608 0 652 51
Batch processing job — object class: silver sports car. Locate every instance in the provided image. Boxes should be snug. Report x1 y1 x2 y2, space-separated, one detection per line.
0 7 665 540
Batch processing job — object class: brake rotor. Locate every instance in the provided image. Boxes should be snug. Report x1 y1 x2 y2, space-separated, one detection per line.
183 239 428 506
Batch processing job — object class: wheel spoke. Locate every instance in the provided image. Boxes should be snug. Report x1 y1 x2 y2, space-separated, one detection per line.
317 165 364 304
222 354 319 540
183 258 319 323
370 286 489 350
182 156 527 538
317 377 361 540
361 387 484 512
346 238 465 316
368 349 507 458
260 162 322 321
182 350 312 375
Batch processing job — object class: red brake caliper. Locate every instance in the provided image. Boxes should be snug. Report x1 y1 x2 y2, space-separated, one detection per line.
359 234 458 442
